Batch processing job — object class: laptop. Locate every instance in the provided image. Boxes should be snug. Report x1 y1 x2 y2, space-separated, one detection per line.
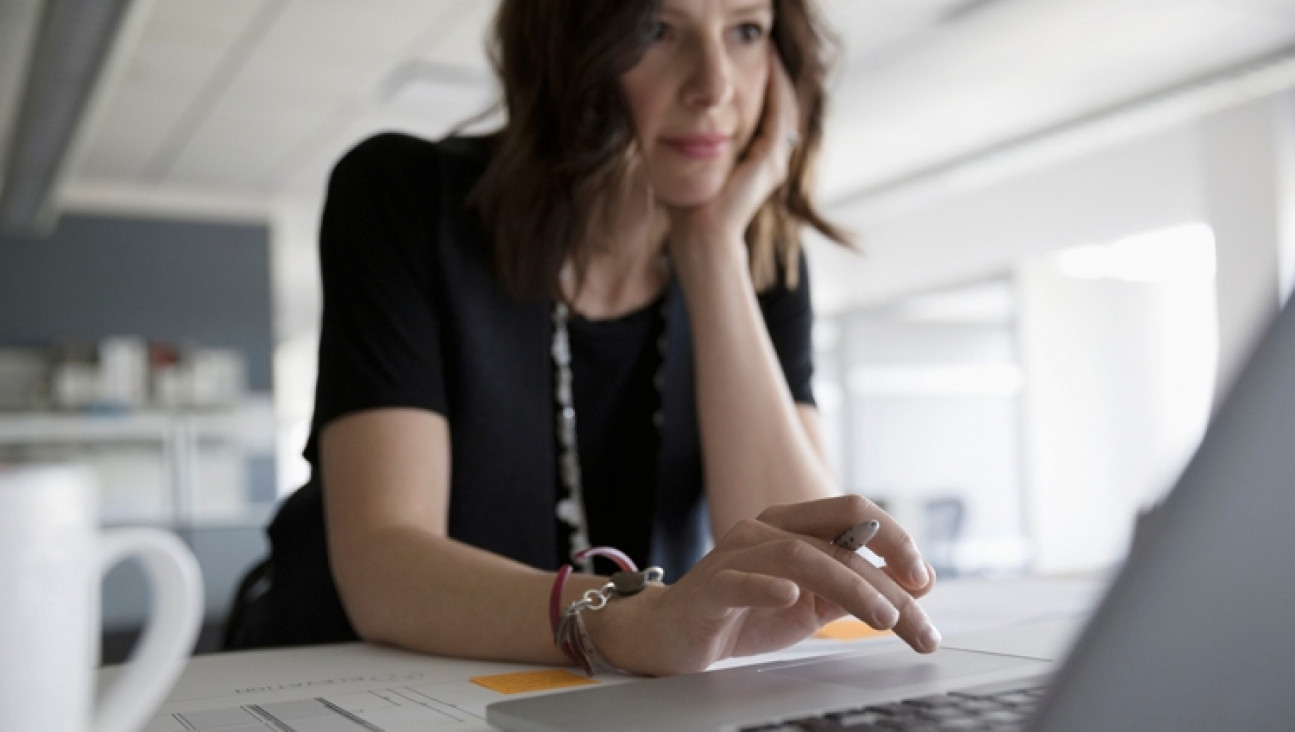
488 298 1295 732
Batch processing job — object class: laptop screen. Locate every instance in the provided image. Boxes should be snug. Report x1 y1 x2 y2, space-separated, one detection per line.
1032 299 1295 730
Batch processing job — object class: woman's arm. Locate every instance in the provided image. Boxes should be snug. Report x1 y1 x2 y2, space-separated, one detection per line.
660 48 835 534
668 239 828 536
665 50 932 595
321 408 610 663
321 409 938 674
798 403 832 466
672 241 834 534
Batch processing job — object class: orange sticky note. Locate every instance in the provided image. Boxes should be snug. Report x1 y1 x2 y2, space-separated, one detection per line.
814 619 893 641
470 669 598 694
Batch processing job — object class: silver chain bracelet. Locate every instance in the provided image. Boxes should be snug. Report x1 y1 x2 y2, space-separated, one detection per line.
555 567 664 675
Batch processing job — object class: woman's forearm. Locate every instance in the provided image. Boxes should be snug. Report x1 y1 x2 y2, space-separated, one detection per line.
672 241 837 536
335 525 615 664
320 410 642 667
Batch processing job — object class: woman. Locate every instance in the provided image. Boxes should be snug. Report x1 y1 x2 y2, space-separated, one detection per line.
227 0 941 676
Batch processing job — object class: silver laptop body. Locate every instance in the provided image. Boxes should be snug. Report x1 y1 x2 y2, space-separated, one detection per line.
489 299 1295 732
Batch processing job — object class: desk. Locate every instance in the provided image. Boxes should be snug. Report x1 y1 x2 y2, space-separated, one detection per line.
103 574 1105 732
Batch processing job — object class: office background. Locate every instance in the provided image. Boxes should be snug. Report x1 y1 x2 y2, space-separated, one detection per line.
2 0 1294 659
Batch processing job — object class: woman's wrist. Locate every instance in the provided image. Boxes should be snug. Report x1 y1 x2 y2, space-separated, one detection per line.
579 582 672 675
668 228 750 296
549 548 674 676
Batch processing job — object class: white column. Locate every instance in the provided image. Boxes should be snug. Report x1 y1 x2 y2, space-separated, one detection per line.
269 199 323 495
1016 259 1215 573
1199 96 1292 407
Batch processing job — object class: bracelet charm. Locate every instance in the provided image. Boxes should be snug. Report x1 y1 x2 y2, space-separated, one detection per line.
610 570 650 596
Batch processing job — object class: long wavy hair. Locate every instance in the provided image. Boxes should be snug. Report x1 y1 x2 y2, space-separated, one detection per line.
472 0 849 301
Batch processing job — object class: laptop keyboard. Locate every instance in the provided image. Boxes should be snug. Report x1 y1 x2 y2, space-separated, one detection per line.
737 675 1050 731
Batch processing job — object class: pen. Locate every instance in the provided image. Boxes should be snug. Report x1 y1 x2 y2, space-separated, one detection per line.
832 519 880 552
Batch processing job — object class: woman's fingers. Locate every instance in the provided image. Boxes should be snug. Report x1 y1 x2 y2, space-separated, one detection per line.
770 46 801 162
757 494 876 533
716 533 902 632
721 48 800 218
883 560 938 600
823 542 941 654
750 47 798 170
759 495 933 594
702 568 801 613
689 517 941 655
755 535 941 654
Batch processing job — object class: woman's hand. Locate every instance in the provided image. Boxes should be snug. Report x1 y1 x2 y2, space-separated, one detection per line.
587 495 940 677
665 47 802 276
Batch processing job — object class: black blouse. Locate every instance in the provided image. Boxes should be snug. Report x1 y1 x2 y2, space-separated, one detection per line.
236 133 816 648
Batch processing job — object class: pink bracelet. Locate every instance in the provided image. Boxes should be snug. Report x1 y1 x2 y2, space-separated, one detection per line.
548 547 638 634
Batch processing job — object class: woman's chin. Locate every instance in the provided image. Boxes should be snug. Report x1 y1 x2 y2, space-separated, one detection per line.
653 179 726 209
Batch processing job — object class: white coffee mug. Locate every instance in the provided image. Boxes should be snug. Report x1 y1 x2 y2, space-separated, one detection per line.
0 464 203 732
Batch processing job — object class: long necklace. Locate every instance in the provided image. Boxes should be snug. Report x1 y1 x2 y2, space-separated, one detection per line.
551 296 668 573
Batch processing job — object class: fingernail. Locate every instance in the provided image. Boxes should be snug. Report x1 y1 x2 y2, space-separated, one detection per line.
909 561 930 588
874 601 899 629
920 623 942 653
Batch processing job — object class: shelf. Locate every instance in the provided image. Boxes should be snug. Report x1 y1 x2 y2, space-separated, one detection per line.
0 400 278 529
0 400 276 446
0 412 174 442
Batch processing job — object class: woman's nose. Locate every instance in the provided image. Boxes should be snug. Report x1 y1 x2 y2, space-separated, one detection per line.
681 39 734 109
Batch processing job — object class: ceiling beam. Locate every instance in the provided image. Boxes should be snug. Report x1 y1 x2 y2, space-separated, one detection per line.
0 0 133 236
826 43 1295 219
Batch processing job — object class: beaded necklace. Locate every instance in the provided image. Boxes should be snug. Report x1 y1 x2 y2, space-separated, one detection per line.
551 295 668 573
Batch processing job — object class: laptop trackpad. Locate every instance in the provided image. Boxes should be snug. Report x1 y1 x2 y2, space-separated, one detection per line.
764 647 1049 692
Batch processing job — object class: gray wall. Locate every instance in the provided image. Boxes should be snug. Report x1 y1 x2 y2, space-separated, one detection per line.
0 214 272 390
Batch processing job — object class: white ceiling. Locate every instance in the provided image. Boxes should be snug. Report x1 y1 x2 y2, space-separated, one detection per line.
819 0 1295 204
55 0 984 213
7 0 1295 223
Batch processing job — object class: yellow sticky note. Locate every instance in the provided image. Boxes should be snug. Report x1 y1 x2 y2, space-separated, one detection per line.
470 669 598 694
814 618 893 641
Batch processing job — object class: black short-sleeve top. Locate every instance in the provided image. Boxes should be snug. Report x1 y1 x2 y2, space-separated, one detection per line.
254 133 816 646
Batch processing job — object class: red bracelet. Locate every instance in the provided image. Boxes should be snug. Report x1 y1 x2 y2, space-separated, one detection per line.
548 546 638 634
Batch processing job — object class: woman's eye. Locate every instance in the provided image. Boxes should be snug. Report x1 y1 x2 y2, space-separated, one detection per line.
648 21 670 42
733 22 766 43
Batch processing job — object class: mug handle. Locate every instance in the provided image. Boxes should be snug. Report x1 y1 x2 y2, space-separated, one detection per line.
94 528 203 732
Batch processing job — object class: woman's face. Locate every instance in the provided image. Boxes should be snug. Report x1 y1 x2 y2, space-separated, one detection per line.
620 0 775 208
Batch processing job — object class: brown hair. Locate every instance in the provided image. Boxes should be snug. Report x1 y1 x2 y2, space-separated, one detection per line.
472 0 849 301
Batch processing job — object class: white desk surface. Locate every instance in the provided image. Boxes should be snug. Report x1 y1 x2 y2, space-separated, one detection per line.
102 573 1106 732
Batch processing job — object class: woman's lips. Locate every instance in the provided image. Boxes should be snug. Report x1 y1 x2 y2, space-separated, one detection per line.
662 134 731 160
